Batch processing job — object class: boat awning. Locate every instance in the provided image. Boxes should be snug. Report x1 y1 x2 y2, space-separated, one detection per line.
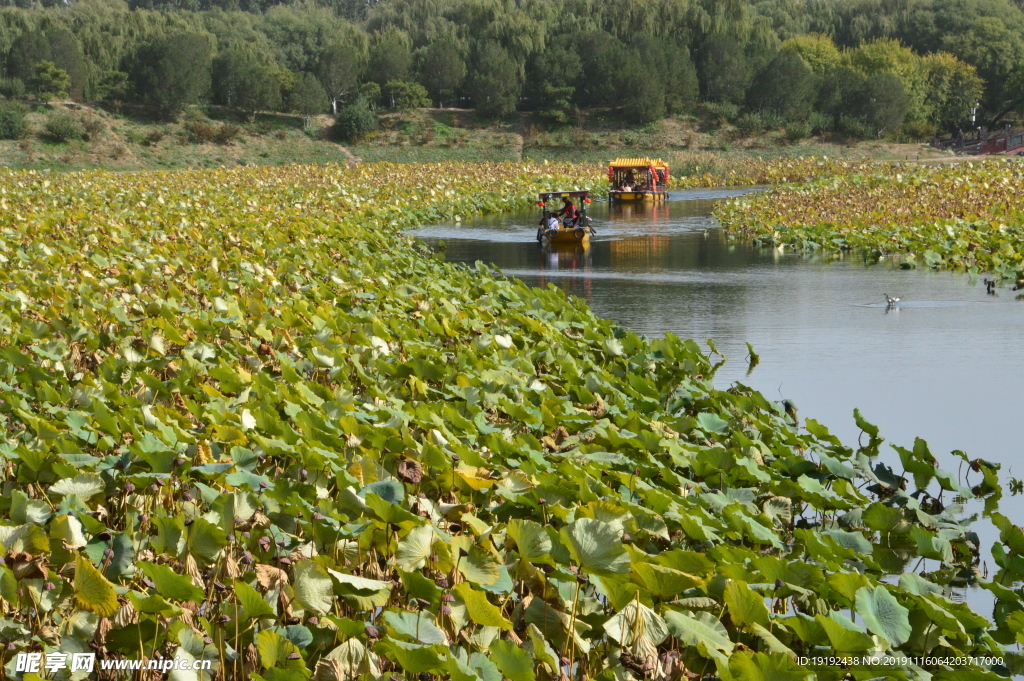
538 190 590 200
608 158 668 169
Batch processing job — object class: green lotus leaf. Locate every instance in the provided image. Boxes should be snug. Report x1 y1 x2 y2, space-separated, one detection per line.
455 582 512 630
384 610 449 645
139 561 204 603
664 610 734 653
292 560 335 615
488 639 535 681
728 651 812 681
50 473 105 501
724 579 769 629
562 517 630 576
233 580 276 619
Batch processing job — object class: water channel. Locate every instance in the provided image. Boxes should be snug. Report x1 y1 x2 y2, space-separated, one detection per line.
412 187 1024 614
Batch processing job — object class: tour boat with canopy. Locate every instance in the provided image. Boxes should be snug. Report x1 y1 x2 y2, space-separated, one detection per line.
608 158 669 202
536 190 595 245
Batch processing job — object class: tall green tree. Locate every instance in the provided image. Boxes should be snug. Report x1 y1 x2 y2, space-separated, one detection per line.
698 35 754 105
6 32 52 84
577 31 631 108
46 28 88 99
857 72 910 137
367 26 412 84
417 39 465 107
747 50 817 121
288 71 328 128
316 42 360 114
133 32 214 119
213 46 263 108
466 42 520 118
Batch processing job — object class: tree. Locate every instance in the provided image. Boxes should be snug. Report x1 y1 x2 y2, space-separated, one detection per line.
466 43 520 118
857 73 910 137
577 31 631 108
46 28 88 100
818 65 864 121
624 68 666 124
237 65 282 116
418 39 466 107
921 52 984 129
780 34 841 75
698 35 753 105
316 43 361 114
367 26 412 85
747 50 817 121
28 61 71 100
845 38 928 121
133 33 214 119
528 47 578 123
288 72 329 129
214 46 261 109
357 82 382 109
659 43 700 114
382 80 429 109
6 32 52 84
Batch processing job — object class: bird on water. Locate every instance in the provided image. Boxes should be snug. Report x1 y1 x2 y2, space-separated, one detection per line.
884 293 900 307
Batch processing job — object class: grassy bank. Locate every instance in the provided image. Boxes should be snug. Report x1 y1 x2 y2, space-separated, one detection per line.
0 162 1018 681
0 101 944 172
715 159 1024 280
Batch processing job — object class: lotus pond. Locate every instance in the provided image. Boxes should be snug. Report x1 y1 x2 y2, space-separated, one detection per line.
0 164 1022 681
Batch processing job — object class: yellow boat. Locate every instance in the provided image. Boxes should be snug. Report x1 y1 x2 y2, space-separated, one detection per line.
536 190 595 245
608 158 669 202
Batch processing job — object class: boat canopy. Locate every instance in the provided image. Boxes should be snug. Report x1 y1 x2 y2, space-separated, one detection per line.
608 157 668 169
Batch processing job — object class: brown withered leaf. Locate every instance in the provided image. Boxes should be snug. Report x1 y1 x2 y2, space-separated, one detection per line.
396 458 424 484
6 552 48 580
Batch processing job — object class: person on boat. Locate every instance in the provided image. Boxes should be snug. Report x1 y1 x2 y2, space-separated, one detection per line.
537 213 559 239
624 170 636 186
557 197 579 226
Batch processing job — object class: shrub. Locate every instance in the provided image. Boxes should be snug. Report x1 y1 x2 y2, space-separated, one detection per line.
43 111 85 142
736 112 765 135
186 120 215 144
81 116 103 140
806 111 833 134
838 114 873 139
760 110 786 130
334 99 378 141
899 120 939 142
785 120 812 142
0 101 29 140
145 129 165 145
0 77 25 99
702 101 739 123
213 123 241 145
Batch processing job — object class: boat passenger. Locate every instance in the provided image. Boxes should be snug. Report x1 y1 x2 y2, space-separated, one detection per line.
557 197 579 224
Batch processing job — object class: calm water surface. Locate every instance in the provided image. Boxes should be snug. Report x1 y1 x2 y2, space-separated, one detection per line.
413 188 1024 613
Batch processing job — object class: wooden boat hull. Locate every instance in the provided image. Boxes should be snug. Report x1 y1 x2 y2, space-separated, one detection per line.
541 227 590 245
610 190 667 202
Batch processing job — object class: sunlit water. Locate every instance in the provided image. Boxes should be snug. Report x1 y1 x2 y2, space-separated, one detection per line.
412 188 1024 616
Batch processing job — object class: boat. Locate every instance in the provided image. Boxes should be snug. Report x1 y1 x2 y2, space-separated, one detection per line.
536 190 595 245
607 158 669 202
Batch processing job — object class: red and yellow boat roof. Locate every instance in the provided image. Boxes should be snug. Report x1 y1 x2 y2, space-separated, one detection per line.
608 157 669 170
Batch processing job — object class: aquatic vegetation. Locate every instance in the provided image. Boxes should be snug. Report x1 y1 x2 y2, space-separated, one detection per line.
715 159 1024 279
0 162 1021 681
671 157 878 189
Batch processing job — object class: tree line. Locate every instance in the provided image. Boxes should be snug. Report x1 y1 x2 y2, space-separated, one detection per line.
0 0 1022 137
